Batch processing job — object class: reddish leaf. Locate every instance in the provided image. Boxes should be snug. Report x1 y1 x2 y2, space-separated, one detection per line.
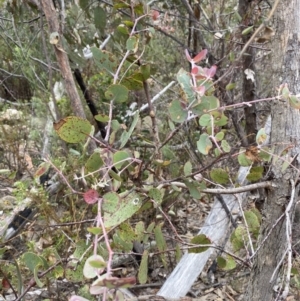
2 278 10 289
152 10 159 20
34 162 50 178
193 49 207 63
191 66 200 75
195 85 206 96
204 65 217 78
84 189 99 204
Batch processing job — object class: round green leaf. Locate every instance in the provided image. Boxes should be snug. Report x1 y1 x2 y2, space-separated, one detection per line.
117 24 129 35
191 100 210 115
177 68 195 104
183 160 192 176
103 192 120 213
244 210 260 235
104 192 142 228
95 114 109 122
122 76 143 90
53 116 92 143
199 114 212 126
83 255 106 279
256 128 267 145
246 166 264 182
168 99 188 123
140 64 151 80
217 256 227 269
230 226 247 251
189 234 211 253
85 151 104 173
197 133 212 155
238 151 253 166
221 139 231 153
258 147 272 162
215 131 224 141
126 36 139 52
105 84 129 103
208 96 220 110
217 255 236 270
214 113 228 126
113 150 130 170
91 47 118 74
149 188 163 204
184 179 201 199
87 227 102 235
210 168 229 184
226 82 236 90
22 252 43 272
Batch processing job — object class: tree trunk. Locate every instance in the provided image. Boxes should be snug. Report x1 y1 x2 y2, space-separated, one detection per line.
245 1 300 300
40 0 86 119
40 0 96 152
238 0 257 145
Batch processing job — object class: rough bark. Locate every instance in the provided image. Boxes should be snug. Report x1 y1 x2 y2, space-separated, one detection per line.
238 0 257 145
245 1 300 300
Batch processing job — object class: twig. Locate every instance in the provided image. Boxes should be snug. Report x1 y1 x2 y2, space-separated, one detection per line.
44 157 79 194
250 212 285 260
159 124 184 150
235 193 254 256
160 243 250 268
150 199 183 243
157 180 274 194
207 95 280 113
130 80 176 116
97 198 113 277
96 197 113 301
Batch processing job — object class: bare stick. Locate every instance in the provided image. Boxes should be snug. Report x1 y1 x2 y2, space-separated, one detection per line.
158 180 274 194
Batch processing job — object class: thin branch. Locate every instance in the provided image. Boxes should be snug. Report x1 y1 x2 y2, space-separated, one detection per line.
158 181 274 194
29 56 60 71
236 193 254 256
151 199 183 242
250 212 285 260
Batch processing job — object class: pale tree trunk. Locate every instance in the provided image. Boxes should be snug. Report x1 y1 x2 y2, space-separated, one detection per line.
245 1 300 300
40 0 97 152
40 0 86 119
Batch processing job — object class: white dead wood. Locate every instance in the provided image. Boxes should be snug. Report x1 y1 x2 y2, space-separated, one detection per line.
157 166 251 298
